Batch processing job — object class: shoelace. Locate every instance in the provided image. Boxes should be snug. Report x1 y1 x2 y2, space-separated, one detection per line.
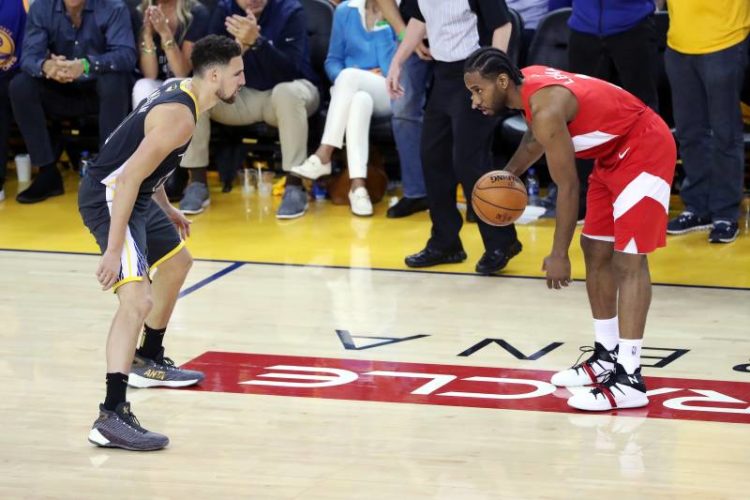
570 346 597 372
118 406 147 433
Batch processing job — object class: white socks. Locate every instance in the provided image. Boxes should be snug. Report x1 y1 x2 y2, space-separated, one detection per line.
618 338 643 374
593 317 642 374
594 317 619 351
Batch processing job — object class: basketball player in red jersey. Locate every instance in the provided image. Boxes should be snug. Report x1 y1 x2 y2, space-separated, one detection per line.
463 48 677 411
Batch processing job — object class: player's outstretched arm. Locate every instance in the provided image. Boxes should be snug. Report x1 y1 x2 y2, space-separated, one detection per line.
386 18 426 98
97 104 195 290
529 92 578 290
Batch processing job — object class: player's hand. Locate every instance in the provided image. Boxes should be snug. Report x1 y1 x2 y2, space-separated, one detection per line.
96 249 122 291
386 62 404 99
167 207 192 240
542 254 571 290
226 11 260 48
415 41 432 61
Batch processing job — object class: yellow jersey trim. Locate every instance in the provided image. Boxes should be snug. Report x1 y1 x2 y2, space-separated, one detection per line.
180 79 200 116
150 240 186 273
112 276 144 293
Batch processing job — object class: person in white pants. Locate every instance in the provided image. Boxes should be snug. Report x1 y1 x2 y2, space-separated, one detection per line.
291 0 397 216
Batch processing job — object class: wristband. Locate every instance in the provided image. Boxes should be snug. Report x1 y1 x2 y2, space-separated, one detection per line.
398 30 405 42
81 58 90 75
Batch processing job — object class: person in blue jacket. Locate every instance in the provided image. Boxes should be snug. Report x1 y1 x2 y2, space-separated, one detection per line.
290 0 396 217
0 0 28 202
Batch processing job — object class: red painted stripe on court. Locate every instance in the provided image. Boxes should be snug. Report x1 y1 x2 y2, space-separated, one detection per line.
180 352 750 424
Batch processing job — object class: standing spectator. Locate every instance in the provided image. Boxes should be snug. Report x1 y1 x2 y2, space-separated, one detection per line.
9 0 136 204
375 0 431 218
665 0 750 243
290 0 397 216
132 0 210 108
0 0 28 202
387 0 522 275
177 0 320 217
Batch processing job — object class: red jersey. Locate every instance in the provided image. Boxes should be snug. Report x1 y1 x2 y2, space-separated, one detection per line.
520 66 649 161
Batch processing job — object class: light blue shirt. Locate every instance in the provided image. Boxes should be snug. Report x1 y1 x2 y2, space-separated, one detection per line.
324 0 397 82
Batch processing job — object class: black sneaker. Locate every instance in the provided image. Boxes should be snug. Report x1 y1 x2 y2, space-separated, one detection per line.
88 402 169 451
551 343 619 387
567 363 649 411
129 348 205 388
709 221 739 243
666 211 712 234
405 246 467 268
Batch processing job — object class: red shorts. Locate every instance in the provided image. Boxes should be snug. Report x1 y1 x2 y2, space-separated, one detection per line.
581 113 677 254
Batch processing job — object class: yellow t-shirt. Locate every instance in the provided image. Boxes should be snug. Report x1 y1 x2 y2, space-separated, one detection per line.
667 0 750 54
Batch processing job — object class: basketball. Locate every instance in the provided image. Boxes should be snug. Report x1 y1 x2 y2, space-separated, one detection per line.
471 171 528 226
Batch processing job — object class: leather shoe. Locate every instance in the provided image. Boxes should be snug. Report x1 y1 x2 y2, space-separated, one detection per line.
405 246 467 268
387 196 429 218
16 169 64 204
475 240 523 275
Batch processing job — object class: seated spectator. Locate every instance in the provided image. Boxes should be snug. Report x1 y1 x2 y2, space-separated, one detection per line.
177 0 320 217
290 0 396 216
9 0 136 204
0 0 27 202
132 0 210 108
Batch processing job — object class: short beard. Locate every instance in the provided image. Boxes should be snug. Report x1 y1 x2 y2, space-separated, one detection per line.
217 89 236 104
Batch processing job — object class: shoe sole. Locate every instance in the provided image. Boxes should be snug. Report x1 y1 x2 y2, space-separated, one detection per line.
180 199 210 215
16 188 64 204
276 203 309 220
290 168 331 180
128 372 204 388
405 253 467 269
666 224 712 235
709 231 739 244
88 428 168 451
568 397 649 412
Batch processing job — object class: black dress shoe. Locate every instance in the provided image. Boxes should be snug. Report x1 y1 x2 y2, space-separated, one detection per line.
387 196 429 218
405 246 467 268
16 170 64 204
475 240 523 275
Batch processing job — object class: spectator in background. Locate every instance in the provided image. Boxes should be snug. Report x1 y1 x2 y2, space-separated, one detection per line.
177 0 320 218
132 0 210 108
665 0 749 243
290 0 397 217
374 0 431 219
9 0 136 204
0 0 28 203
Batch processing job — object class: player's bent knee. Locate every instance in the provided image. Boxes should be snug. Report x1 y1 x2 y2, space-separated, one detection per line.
612 252 647 278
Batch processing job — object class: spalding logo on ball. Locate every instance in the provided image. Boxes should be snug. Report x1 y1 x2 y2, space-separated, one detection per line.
471 170 528 226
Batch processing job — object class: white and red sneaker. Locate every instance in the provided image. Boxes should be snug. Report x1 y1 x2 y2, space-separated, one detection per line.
551 343 618 387
568 363 649 411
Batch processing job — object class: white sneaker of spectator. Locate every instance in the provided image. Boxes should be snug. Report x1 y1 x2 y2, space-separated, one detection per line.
290 155 331 180
349 186 373 217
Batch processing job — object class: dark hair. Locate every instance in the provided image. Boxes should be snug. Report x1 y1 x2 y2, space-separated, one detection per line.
191 35 242 76
464 47 523 85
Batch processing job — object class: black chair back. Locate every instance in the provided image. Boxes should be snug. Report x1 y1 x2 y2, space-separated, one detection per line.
506 8 525 67
527 8 572 69
299 0 335 86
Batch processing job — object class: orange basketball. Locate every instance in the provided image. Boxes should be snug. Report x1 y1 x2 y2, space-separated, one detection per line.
471 171 528 226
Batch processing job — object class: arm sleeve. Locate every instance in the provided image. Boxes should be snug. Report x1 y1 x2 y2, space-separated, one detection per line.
86 4 137 73
20 2 50 77
184 5 210 43
400 0 424 23
324 4 347 83
475 0 510 33
249 7 308 85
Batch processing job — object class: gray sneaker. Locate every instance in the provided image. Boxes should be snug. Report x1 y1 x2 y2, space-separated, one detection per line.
129 348 205 388
179 182 210 214
276 185 309 219
88 402 169 451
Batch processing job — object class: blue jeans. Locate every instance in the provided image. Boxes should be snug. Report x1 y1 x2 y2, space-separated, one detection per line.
665 37 749 222
391 53 432 199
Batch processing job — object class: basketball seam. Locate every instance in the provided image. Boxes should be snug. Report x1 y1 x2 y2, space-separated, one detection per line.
472 193 526 212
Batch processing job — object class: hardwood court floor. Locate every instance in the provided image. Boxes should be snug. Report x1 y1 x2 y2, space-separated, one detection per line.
1 171 749 499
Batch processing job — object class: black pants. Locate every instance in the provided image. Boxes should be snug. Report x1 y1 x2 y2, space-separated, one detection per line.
568 16 659 111
421 61 517 252
0 71 15 188
8 72 131 167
